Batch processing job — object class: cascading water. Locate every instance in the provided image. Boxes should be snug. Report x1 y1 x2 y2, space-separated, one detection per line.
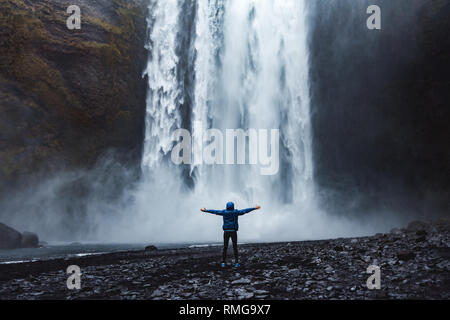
137 0 320 241
129 0 376 243
144 0 312 194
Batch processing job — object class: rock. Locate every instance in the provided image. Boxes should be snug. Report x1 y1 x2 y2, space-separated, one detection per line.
21 232 39 248
232 278 251 285
0 0 149 195
288 269 301 277
254 289 269 295
0 223 22 249
407 221 430 233
244 292 254 299
416 229 427 236
145 245 158 251
416 235 426 242
397 251 416 261
435 218 450 232
151 289 163 297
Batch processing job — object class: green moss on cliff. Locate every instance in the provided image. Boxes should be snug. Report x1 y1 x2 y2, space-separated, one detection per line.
0 0 148 184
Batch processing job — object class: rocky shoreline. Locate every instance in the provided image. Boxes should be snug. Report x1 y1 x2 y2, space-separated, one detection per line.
0 219 448 300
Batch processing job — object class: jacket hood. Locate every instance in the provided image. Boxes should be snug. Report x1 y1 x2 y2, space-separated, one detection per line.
226 202 234 210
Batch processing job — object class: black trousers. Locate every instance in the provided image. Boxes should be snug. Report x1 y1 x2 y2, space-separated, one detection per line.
223 231 238 263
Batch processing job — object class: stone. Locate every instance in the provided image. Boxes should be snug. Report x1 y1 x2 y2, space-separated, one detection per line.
232 278 251 285
151 289 163 297
407 221 430 233
21 232 39 248
0 223 22 249
397 251 416 261
145 245 158 251
254 289 269 295
288 269 301 277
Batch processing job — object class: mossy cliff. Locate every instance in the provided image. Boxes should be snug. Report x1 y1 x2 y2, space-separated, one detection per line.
0 0 148 190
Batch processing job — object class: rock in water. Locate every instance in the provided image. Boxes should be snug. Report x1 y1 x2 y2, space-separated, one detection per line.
145 245 158 251
0 223 22 249
21 232 39 248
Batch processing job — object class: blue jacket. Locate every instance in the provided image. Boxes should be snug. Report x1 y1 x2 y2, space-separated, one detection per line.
204 202 257 231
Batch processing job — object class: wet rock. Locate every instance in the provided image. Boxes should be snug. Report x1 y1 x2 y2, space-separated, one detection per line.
416 229 428 236
0 223 22 249
407 221 430 233
254 289 269 295
397 251 416 261
416 235 427 242
21 232 39 248
435 218 450 232
232 278 251 285
145 245 158 251
288 269 301 277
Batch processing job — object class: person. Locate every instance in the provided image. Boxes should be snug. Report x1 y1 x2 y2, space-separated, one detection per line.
201 202 261 267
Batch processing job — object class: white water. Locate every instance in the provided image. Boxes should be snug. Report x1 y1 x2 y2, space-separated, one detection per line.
124 0 378 243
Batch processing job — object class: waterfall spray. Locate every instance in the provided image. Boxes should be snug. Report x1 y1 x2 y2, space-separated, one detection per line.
111 0 382 243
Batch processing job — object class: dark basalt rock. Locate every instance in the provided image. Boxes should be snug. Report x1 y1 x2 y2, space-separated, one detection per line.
407 221 431 233
21 232 39 248
0 223 22 249
144 245 158 251
397 250 416 261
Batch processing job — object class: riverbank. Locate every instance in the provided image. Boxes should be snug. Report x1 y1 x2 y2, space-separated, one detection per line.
0 219 448 300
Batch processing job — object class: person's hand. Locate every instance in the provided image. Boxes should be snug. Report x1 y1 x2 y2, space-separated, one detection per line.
200 208 206 212
255 205 261 210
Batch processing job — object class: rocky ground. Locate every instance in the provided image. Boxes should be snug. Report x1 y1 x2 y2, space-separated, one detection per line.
0 219 449 300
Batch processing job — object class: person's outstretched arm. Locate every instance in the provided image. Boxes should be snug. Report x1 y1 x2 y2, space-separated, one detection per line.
237 205 261 216
200 208 225 216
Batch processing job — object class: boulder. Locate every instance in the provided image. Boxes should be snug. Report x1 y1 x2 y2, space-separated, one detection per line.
406 221 430 233
21 232 39 248
435 218 450 232
145 245 158 251
390 228 402 234
0 223 22 249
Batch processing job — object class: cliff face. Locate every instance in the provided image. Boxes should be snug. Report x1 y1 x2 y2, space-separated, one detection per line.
0 0 148 191
308 0 450 216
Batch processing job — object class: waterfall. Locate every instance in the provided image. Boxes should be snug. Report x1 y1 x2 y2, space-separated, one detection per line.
142 0 183 169
136 0 342 242
144 0 313 197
